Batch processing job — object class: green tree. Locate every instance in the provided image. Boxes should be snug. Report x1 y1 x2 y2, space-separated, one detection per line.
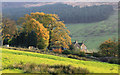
9 31 37 48
27 31 37 47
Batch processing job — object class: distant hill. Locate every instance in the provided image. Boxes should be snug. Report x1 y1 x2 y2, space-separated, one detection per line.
2 2 28 8
2 2 56 8
2 3 114 23
66 11 118 51
64 2 118 9
2 2 117 9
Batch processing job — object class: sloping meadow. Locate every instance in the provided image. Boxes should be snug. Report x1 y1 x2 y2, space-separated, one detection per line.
1 48 119 73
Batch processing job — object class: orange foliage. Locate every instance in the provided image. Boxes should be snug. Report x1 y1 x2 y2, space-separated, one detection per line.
99 38 118 57
21 12 71 49
21 15 49 49
2 18 18 39
52 48 63 53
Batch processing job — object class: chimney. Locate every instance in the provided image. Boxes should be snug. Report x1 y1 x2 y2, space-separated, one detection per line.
75 40 78 44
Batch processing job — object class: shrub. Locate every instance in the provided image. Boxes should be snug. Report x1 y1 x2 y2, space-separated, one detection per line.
108 58 119 64
71 50 80 54
99 57 109 62
3 38 9 45
67 54 89 61
78 51 86 57
72 50 86 57
68 54 78 59
53 48 63 53
5 63 89 74
62 50 72 55
92 52 101 57
98 57 119 64
69 44 75 50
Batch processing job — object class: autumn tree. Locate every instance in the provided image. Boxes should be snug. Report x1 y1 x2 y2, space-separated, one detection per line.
2 18 18 39
2 18 18 45
99 38 118 57
21 17 49 49
21 12 71 49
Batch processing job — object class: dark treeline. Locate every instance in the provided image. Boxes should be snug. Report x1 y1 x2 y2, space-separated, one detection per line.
3 3 114 23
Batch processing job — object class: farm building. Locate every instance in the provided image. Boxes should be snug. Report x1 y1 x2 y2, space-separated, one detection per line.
73 40 87 52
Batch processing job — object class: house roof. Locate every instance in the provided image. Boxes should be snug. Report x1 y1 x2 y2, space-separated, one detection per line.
72 42 83 46
72 40 87 48
78 43 83 46
74 43 80 48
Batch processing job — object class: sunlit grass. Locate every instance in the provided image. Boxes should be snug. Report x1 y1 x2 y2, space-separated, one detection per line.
2 69 24 73
1 48 119 73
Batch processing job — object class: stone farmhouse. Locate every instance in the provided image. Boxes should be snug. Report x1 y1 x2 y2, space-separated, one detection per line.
73 40 87 52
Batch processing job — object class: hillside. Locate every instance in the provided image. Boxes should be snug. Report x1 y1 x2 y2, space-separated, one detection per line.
2 3 114 23
66 10 118 51
1 48 119 73
2 2 118 51
2 2 117 9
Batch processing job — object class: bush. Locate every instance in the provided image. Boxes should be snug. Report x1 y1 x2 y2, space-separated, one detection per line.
98 57 119 64
99 57 109 62
62 50 72 55
78 51 86 57
92 52 101 57
3 38 9 45
67 54 89 61
53 48 63 53
108 58 119 64
69 44 75 50
8 37 17 47
72 50 86 57
6 63 89 74
68 54 78 59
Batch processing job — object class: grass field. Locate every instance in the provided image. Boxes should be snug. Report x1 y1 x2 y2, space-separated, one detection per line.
66 11 118 51
1 48 119 73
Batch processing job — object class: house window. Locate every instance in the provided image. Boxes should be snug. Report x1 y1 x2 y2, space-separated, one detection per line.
81 46 82 49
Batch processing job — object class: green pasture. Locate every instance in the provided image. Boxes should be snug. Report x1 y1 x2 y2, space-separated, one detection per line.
1 48 119 73
66 11 118 51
